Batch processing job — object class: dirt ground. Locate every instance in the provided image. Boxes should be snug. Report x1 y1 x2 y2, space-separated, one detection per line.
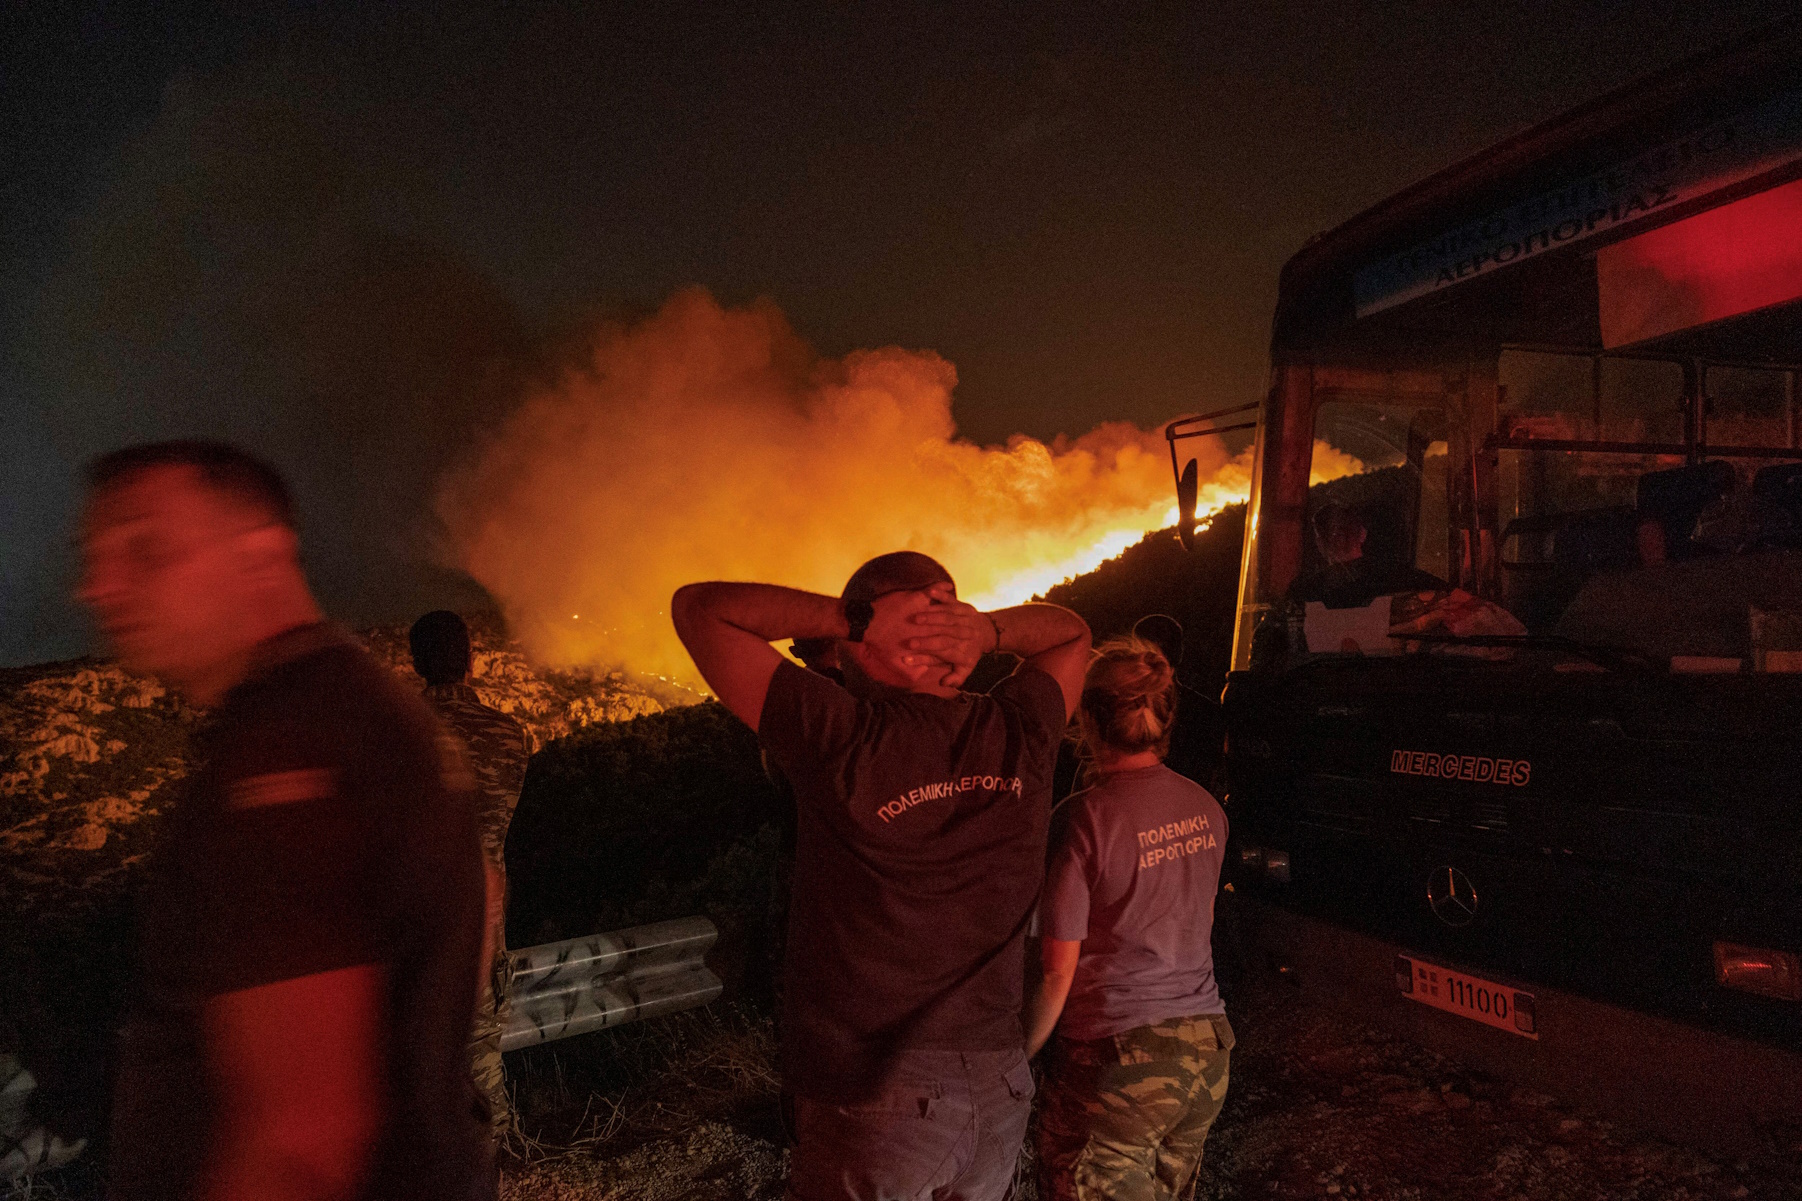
498 972 1802 1201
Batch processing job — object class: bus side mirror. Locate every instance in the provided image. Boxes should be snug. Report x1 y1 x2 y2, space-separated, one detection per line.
1177 458 1199 551
1165 403 1257 552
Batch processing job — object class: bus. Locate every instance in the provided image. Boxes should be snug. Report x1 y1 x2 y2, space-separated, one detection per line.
1170 20 1802 1067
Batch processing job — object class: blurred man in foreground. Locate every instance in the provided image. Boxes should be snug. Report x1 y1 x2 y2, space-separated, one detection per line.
79 441 492 1201
410 611 532 1141
673 552 1089 1200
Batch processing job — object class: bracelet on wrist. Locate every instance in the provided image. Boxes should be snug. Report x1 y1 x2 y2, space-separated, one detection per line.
985 612 1003 655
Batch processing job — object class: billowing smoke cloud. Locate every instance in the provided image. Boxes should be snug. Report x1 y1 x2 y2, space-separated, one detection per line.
438 289 1255 682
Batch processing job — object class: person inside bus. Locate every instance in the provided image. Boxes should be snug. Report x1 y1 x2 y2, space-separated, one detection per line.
1026 636 1231 1199
1286 502 1445 608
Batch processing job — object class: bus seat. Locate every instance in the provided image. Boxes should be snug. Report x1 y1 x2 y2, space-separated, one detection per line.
1745 462 1802 549
1754 462 1802 519
1500 507 1636 631
1635 462 1733 556
1552 507 1639 574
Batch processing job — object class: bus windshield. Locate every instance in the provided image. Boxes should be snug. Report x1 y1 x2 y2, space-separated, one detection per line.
1268 351 1802 672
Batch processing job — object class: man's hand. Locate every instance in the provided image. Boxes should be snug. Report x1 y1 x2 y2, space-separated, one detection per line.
906 588 1090 715
856 589 952 686
900 584 993 689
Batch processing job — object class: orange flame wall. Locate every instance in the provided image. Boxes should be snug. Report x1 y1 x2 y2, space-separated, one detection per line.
438 289 1255 683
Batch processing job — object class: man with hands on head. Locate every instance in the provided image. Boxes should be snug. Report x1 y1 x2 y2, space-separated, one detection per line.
672 552 1090 1201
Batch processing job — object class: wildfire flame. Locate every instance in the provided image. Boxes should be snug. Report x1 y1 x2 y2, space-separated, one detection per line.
438 289 1353 684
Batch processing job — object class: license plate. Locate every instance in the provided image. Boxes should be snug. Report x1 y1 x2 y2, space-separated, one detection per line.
1395 955 1538 1039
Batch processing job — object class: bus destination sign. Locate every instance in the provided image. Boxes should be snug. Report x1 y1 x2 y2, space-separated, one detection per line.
1354 86 1802 317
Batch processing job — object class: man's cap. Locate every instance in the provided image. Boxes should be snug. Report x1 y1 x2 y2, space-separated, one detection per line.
842 551 955 603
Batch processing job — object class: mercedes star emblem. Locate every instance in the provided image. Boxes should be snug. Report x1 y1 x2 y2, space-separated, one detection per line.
1427 866 1478 927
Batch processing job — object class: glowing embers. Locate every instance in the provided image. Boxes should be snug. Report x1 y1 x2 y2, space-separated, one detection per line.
1713 941 1802 1002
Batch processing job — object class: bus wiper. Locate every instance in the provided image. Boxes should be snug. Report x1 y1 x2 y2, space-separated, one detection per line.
1401 633 1652 672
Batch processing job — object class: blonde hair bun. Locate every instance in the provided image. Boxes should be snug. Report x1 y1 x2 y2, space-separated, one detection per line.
1078 636 1177 760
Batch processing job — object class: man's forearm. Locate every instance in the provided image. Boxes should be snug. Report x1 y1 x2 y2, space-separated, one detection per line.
671 582 848 643
988 603 1088 658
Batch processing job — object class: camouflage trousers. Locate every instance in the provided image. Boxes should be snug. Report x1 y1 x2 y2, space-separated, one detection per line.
1035 1014 1234 1201
470 878 513 1140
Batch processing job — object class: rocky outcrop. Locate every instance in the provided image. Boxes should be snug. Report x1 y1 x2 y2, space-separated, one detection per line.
361 617 685 750
0 620 690 917
0 662 193 916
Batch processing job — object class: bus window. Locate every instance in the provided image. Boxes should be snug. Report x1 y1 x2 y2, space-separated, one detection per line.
1291 401 1450 608
1497 349 1685 445
1707 365 1796 450
1498 351 1592 437
1497 353 1687 566
1487 350 1802 659
1242 397 1516 671
1601 358 1686 446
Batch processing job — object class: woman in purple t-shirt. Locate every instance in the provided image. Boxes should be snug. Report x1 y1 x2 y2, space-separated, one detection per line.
1025 636 1232 1199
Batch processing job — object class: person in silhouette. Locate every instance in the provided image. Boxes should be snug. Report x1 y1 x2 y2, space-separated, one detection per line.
1287 503 1443 607
1131 614 1224 791
410 611 532 1143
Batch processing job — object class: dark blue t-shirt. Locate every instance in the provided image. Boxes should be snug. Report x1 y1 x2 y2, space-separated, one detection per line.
759 660 1067 1103
1040 763 1227 1039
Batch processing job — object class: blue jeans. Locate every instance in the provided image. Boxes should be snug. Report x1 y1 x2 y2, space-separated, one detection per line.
785 1048 1035 1201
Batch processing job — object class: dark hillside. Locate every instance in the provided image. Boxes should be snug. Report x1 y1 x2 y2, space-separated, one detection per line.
1044 503 1246 696
504 701 783 952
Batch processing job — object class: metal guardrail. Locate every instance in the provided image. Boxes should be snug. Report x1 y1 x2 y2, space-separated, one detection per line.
2 1054 86 1183
0 921 721 1182
499 916 722 1052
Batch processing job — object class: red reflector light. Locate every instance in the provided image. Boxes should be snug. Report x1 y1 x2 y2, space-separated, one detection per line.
1713 941 1802 1002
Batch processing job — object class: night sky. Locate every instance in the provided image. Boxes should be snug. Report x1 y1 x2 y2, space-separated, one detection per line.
3 1 1792 665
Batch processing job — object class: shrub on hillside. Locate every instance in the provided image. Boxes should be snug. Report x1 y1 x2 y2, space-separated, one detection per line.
1043 504 1246 696
504 701 783 952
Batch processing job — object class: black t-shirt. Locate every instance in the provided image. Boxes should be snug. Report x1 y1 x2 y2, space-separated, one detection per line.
108 625 491 1201
758 659 1067 1103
